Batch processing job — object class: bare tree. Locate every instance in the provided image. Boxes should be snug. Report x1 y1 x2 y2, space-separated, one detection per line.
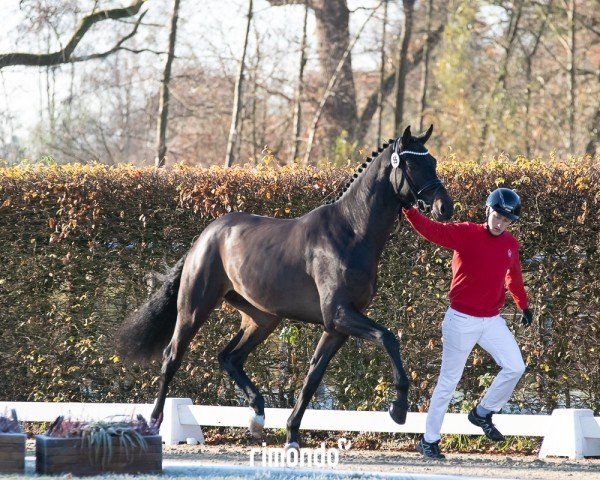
566 0 577 152
392 0 416 136
355 23 444 145
225 0 253 168
520 5 549 157
156 0 181 168
269 0 358 147
479 0 524 153
0 1 148 70
418 0 434 132
290 1 309 164
376 0 389 145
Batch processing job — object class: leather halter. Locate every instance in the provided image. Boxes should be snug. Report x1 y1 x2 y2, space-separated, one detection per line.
391 138 442 213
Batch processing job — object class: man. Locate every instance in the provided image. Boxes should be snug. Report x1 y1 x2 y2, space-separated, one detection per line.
403 188 534 460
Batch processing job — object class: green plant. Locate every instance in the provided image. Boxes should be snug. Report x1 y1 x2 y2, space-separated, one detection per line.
46 414 158 467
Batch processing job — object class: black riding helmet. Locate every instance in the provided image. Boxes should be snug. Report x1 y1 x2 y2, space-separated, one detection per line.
486 188 521 221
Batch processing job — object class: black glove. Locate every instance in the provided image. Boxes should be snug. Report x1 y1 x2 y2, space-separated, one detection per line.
521 308 533 327
399 198 414 210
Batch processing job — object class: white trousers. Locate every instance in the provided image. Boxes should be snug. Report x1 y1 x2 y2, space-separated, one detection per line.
424 307 526 443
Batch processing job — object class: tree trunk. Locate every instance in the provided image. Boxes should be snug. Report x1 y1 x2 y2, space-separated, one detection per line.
567 0 576 152
376 0 389 145
393 0 416 136
303 4 378 164
312 0 358 144
268 0 358 147
290 1 309 164
585 100 599 156
523 14 548 158
418 0 433 132
225 0 253 167
155 0 181 168
251 57 258 164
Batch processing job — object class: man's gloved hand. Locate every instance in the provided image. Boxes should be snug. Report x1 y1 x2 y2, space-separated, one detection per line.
521 308 533 327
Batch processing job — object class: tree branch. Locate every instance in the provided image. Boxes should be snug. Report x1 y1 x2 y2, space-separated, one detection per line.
0 0 147 69
69 10 150 62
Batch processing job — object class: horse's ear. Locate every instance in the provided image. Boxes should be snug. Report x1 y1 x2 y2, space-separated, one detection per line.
417 124 433 144
401 125 412 146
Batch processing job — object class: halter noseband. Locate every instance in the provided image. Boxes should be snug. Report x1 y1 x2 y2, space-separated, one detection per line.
391 139 442 212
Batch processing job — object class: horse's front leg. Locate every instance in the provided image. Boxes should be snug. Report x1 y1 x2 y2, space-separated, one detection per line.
285 331 348 448
330 303 410 424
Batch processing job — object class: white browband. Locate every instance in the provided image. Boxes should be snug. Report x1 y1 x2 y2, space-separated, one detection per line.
399 150 430 156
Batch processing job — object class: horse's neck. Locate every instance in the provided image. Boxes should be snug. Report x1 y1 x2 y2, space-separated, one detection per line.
335 154 400 251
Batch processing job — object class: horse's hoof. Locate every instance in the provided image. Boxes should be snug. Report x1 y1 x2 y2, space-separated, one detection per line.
249 412 265 439
389 400 408 425
285 442 300 451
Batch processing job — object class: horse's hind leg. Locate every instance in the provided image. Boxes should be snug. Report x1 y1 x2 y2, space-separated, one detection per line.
218 295 280 438
152 267 225 424
152 306 219 424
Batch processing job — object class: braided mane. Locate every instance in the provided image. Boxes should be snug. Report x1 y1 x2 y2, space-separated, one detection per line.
325 139 395 205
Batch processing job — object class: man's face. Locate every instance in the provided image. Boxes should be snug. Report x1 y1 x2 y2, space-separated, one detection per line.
487 209 512 236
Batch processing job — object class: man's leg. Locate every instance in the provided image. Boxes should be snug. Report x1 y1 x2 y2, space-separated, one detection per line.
468 315 526 441
477 315 526 411
424 308 481 443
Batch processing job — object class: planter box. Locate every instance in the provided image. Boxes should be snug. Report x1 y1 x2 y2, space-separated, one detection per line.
0 433 26 474
36 434 162 475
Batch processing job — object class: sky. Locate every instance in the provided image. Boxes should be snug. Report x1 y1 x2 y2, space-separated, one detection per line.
0 0 402 144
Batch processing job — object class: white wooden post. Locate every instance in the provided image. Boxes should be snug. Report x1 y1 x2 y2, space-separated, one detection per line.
159 398 204 445
539 409 600 459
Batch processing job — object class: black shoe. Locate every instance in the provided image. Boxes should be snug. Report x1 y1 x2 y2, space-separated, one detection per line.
416 438 446 459
468 408 505 441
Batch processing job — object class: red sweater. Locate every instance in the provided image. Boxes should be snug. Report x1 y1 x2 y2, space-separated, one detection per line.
404 207 528 317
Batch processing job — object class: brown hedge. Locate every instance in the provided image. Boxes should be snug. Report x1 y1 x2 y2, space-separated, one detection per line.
0 160 598 416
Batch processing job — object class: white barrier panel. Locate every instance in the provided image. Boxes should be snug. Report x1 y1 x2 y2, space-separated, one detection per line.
1 399 599 458
178 405 548 436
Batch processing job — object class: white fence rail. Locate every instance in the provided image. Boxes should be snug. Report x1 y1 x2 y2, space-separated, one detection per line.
1 398 599 459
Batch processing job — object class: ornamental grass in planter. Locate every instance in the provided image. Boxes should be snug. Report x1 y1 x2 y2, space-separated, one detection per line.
36 414 161 475
0 409 26 474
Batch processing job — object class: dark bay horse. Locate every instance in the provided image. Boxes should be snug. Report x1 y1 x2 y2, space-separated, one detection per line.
116 125 453 448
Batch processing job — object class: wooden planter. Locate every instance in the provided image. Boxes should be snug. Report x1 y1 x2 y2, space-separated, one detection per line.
36 434 162 475
0 433 26 474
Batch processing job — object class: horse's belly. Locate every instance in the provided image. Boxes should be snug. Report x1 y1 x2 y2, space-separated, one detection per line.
231 270 322 323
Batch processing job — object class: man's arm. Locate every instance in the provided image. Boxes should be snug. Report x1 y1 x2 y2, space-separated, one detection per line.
506 246 528 311
403 207 466 250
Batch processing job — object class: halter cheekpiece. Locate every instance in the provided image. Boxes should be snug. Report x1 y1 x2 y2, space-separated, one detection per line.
391 138 442 213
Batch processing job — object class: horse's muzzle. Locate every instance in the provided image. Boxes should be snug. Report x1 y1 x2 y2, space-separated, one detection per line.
431 192 454 221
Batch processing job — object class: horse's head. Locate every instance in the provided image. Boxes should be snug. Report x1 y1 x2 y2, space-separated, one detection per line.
390 125 453 221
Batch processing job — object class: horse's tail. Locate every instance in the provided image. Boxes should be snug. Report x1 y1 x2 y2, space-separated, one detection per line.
116 254 187 364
